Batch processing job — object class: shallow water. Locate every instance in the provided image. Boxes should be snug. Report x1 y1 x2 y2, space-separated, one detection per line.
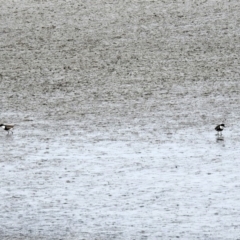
1 122 239 239
1 0 240 239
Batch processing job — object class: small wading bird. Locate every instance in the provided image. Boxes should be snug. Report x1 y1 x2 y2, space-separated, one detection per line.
0 124 14 134
215 123 225 135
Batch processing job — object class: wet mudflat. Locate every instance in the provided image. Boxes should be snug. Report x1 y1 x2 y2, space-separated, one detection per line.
1 0 240 239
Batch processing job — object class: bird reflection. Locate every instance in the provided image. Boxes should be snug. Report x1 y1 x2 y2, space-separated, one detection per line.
216 135 224 142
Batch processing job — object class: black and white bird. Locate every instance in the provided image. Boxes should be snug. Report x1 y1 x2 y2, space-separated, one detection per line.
215 124 225 135
0 124 14 134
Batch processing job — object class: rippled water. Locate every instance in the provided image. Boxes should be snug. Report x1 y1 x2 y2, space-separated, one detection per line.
1 0 240 239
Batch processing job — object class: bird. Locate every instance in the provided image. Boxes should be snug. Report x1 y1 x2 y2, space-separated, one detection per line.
0 124 14 134
215 124 225 135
